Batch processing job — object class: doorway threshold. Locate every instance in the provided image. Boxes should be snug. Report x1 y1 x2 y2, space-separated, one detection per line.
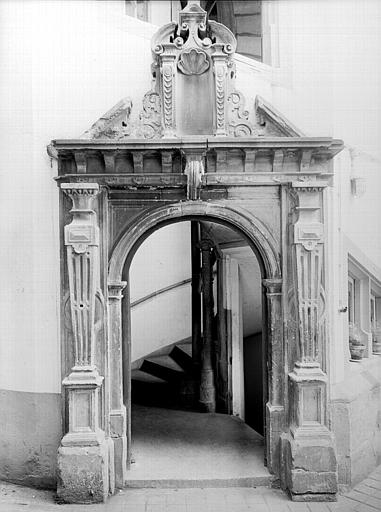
125 404 273 489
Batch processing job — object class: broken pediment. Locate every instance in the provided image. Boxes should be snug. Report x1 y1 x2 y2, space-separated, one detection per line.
80 1 304 141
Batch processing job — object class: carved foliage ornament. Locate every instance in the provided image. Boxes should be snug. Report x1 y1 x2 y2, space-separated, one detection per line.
227 90 255 137
138 91 162 139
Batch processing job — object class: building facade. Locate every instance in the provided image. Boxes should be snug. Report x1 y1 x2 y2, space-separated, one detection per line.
0 0 380 505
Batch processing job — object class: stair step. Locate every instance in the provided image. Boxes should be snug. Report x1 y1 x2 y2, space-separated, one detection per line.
145 355 184 373
131 369 166 383
175 341 192 357
140 360 183 383
170 345 193 372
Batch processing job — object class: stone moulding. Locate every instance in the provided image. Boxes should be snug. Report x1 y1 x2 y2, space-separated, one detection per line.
52 137 343 188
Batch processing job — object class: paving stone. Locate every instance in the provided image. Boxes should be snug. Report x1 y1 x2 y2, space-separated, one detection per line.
1 465 381 512
353 504 381 512
328 497 357 511
347 489 381 509
246 505 270 512
287 502 314 512
307 503 331 511
355 484 381 499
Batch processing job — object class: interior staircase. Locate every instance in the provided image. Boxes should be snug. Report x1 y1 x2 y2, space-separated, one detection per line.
131 339 197 409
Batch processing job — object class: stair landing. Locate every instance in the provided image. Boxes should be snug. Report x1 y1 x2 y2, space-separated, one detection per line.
126 405 273 488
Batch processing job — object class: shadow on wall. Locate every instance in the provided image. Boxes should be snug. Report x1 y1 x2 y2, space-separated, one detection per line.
244 333 263 435
0 389 62 488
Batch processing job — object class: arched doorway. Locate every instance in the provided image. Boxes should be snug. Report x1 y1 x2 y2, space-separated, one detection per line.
108 201 283 486
126 219 265 484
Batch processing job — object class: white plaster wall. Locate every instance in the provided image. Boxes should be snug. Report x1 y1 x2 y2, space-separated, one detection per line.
0 0 155 393
129 223 191 302
270 0 381 386
129 223 192 361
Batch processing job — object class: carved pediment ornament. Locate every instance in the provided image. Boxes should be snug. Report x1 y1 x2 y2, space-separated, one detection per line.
77 1 309 141
178 48 210 75
227 90 255 137
138 91 162 139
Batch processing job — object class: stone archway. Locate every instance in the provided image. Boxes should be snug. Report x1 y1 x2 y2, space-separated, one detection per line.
52 1 343 503
107 200 283 488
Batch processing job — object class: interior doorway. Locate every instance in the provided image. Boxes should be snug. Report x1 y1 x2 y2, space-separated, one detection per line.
122 218 268 486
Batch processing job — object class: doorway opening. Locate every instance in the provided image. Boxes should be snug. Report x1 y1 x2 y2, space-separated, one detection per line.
121 218 270 486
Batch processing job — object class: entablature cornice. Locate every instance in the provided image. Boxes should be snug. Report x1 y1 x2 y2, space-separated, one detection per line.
52 136 343 154
52 136 343 181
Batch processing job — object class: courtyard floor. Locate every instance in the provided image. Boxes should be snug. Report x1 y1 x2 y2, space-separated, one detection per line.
0 465 380 512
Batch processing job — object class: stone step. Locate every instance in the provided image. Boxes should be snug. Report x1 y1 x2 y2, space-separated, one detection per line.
175 341 192 357
140 359 183 383
145 354 184 373
131 369 166 383
125 475 273 489
169 345 193 372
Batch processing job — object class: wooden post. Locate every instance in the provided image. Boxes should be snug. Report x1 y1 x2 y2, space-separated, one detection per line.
199 236 216 412
191 221 202 370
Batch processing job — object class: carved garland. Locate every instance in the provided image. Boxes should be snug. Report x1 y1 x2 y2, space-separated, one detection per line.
161 58 176 137
213 60 227 136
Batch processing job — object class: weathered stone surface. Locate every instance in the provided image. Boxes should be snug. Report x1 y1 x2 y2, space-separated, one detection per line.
290 470 338 495
291 492 337 502
291 438 337 473
281 433 338 499
57 442 109 503
331 357 381 487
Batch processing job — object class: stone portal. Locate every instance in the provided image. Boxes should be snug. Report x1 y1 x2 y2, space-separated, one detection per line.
51 0 343 504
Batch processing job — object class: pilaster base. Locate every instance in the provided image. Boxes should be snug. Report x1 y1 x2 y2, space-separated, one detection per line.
110 407 127 488
57 435 110 504
280 430 338 501
265 403 284 476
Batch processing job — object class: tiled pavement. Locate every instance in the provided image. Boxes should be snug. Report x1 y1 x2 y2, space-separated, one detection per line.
0 465 380 512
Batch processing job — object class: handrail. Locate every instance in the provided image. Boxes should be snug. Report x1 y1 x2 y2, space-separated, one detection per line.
130 278 192 308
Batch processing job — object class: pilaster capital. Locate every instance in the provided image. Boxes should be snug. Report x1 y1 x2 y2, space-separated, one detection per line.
290 180 328 193
61 183 99 210
108 281 127 301
262 278 282 295
199 238 215 252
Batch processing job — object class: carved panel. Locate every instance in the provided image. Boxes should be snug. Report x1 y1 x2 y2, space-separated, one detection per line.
61 184 100 370
290 182 327 364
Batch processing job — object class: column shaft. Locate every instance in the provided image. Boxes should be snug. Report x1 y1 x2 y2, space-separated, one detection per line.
199 238 216 412
191 221 202 369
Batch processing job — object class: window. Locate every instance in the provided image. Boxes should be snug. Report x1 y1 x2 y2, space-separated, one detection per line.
181 1 263 62
125 1 277 65
125 0 149 21
348 275 355 324
347 255 381 359
370 290 381 330
370 293 376 326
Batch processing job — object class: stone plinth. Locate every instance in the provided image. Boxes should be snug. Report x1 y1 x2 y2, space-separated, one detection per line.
57 439 109 503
